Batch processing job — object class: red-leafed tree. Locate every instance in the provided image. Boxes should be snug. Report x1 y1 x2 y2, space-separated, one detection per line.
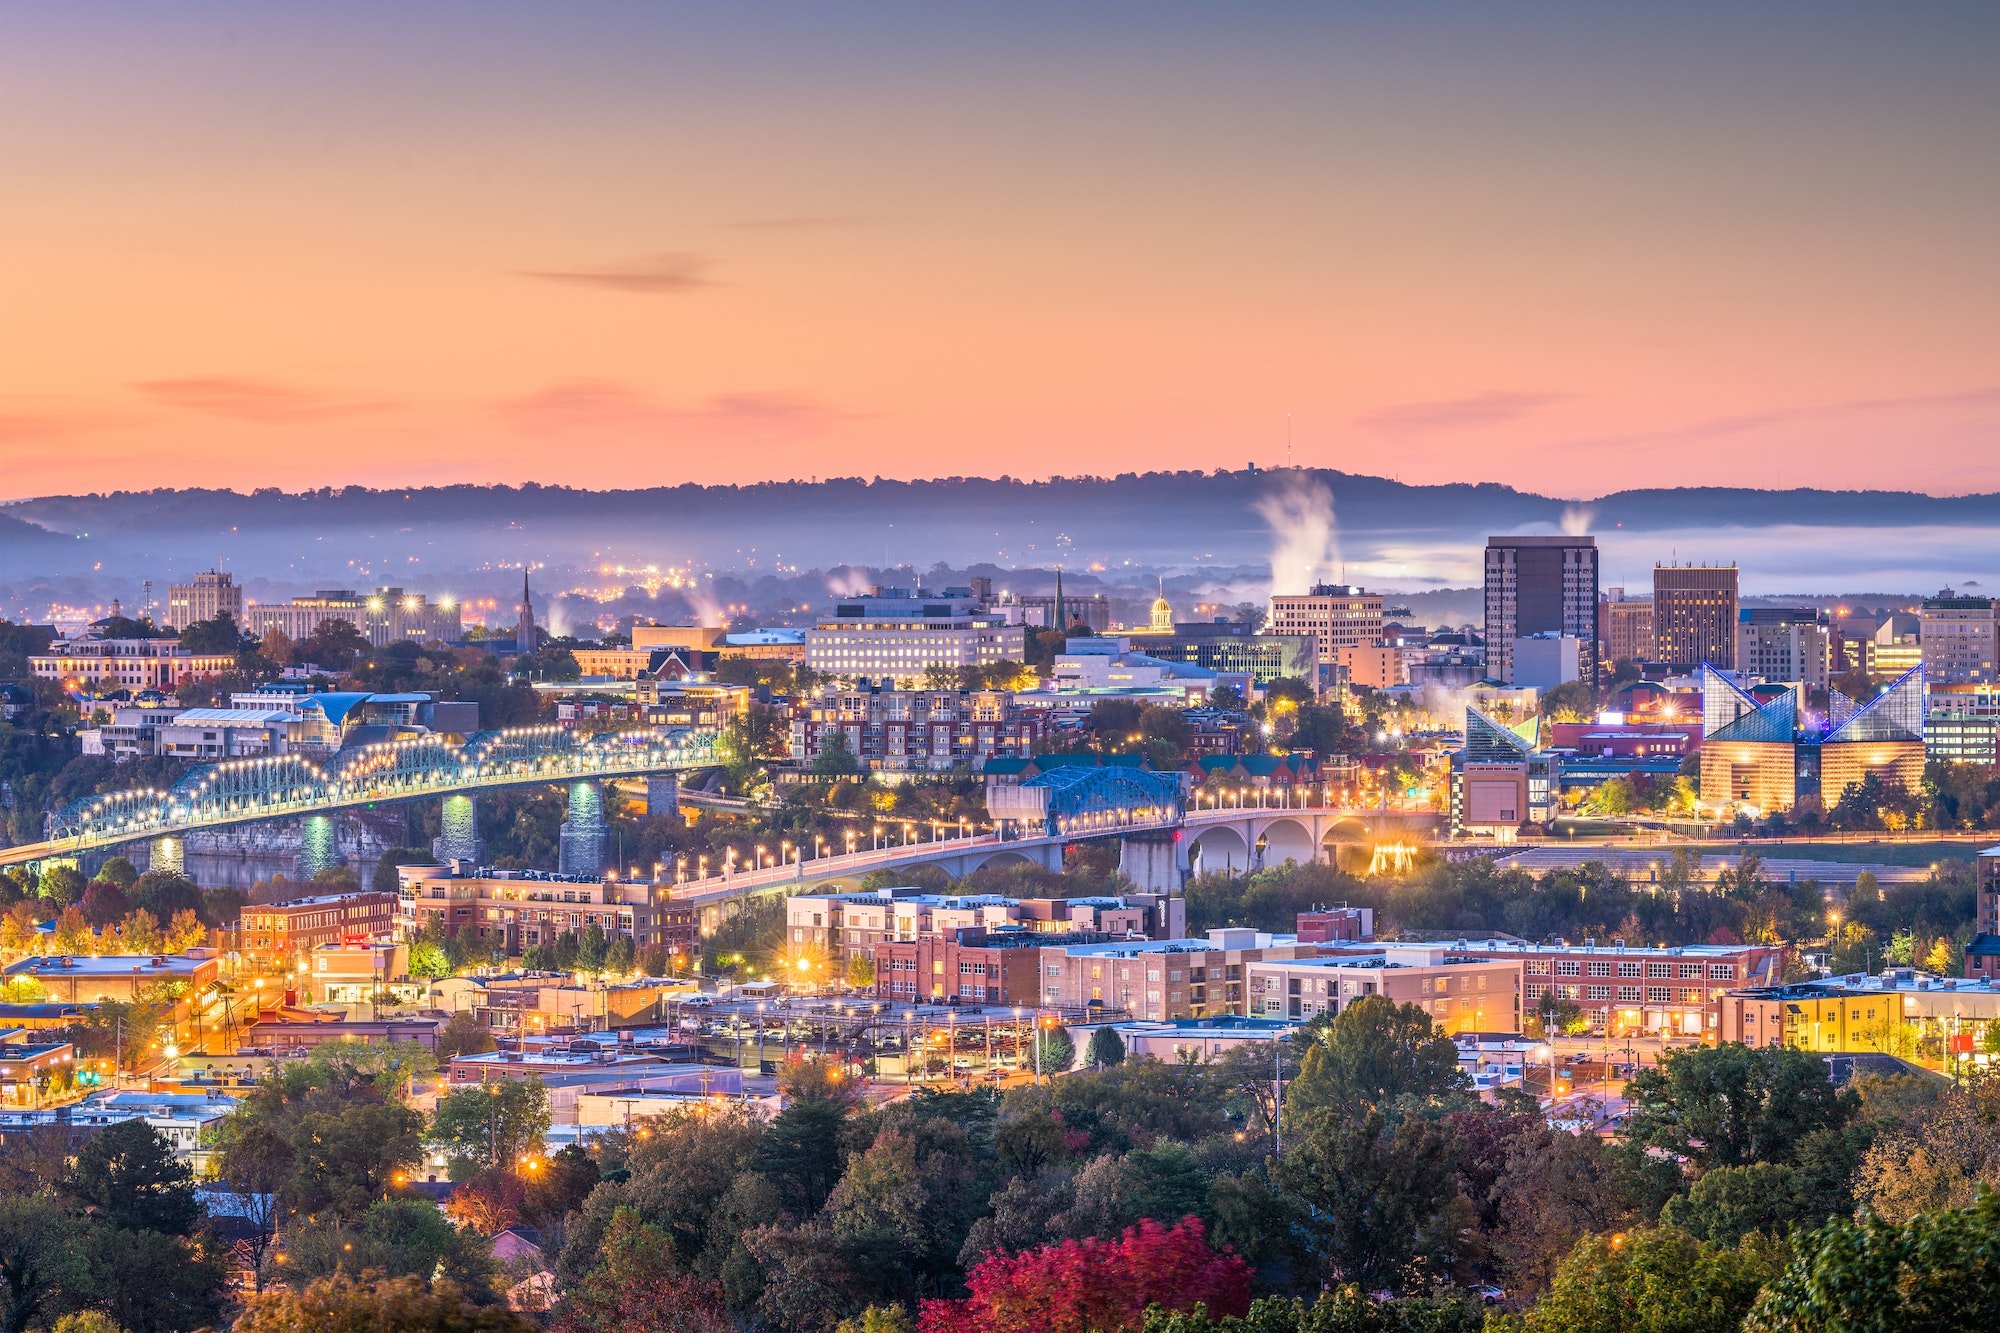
918 1216 1251 1333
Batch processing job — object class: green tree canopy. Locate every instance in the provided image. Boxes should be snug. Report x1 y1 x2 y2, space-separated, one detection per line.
1283 997 1470 1127
1624 1043 1855 1170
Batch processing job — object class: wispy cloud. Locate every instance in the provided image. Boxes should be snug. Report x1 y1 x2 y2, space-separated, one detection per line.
0 409 116 442
498 379 843 436
517 252 715 295
137 377 391 423
1559 386 2000 453
720 214 885 231
1356 391 1572 434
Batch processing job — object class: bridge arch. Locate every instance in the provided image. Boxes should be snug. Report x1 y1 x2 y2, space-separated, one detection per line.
1254 816 1317 867
1189 824 1250 876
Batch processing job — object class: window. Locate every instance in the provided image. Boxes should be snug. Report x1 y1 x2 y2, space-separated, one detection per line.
1587 961 1611 977
1556 960 1581 977
1647 962 1672 978
1679 964 1703 979
1618 962 1642 977
1587 985 1611 1000
1646 987 1671 1004
1618 986 1641 1001
1709 964 1735 980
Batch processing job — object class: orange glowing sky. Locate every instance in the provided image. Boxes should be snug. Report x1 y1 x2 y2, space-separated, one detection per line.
3 3 1996 499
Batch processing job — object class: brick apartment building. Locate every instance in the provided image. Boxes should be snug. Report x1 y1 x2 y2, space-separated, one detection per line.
1404 937 1784 1038
872 929 1092 1006
788 888 1183 967
1036 930 1321 1020
1247 948 1521 1035
238 892 398 963
396 865 698 957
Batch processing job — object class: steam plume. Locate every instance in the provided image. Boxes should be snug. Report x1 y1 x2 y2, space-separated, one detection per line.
1256 480 1342 597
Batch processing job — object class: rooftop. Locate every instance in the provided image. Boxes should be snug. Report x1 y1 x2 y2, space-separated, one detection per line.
4 954 212 979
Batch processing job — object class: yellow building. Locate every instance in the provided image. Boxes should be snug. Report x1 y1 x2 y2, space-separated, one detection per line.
1818 739 1926 808
1701 739 1797 816
1717 969 2000 1074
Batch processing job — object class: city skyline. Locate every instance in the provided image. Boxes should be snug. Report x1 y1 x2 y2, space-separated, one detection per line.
4 2 1997 499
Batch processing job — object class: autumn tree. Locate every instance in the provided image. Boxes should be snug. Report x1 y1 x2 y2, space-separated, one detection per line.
917 1217 1251 1333
553 1210 733 1333
234 1274 535 1333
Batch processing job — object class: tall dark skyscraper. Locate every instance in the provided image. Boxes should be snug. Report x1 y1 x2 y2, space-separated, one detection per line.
1483 535 1600 688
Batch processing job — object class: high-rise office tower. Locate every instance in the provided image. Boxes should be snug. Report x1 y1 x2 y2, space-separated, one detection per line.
1483 536 1600 688
1600 590 1654 667
1919 592 1999 685
165 570 243 629
1737 607 1830 690
1653 564 1740 668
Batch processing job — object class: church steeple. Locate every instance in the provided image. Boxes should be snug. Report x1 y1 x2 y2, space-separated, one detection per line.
1053 566 1065 635
515 567 538 654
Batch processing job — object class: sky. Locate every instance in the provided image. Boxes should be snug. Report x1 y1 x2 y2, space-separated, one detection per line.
2 2 1996 500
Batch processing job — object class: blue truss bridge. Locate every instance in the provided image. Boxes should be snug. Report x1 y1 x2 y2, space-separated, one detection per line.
3 726 719 867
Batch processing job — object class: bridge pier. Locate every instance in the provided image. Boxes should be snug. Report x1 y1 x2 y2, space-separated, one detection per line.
559 781 607 877
645 775 682 827
1117 832 1186 895
433 793 483 865
299 813 338 879
148 835 185 877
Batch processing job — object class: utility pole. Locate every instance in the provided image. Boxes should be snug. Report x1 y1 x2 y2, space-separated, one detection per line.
1273 1034 1283 1155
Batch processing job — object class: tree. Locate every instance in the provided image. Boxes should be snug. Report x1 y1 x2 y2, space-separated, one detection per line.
409 935 453 981
1659 1151 1857 1247
1742 1189 2000 1332
1140 1291 1482 1332
93 857 138 890
437 1011 498 1063
813 730 864 778
846 954 876 990
1624 1043 1854 1170
234 1274 535 1333
918 1218 1251 1333
51 906 92 956
1276 1112 1463 1295
62 1119 200 1236
176 611 245 655
0 1194 90 1333
1034 1024 1075 1076
446 1166 527 1235
38 865 85 910
1539 679 1594 724
298 618 370 673
279 1197 500 1293
77 881 131 930
429 1080 552 1176
552 1210 733 1333
1086 1026 1127 1069
115 908 162 955
1283 997 1469 1127
577 922 610 975
1492 1227 1783 1333
1528 991 1585 1039
86 1225 228 1333
1853 1077 2000 1222
128 870 202 924
165 907 207 952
